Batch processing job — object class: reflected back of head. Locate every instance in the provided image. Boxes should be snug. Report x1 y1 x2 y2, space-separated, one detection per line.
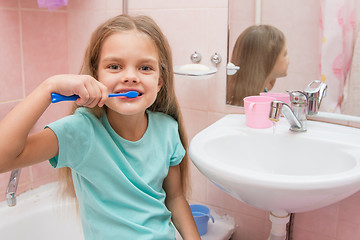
227 25 285 106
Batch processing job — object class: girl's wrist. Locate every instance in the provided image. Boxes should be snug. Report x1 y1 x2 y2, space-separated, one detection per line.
38 77 58 101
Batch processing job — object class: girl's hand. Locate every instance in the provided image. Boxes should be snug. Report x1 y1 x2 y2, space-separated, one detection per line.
46 74 108 108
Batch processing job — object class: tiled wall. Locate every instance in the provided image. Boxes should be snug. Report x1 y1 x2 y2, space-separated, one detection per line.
0 0 360 240
0 0 70 200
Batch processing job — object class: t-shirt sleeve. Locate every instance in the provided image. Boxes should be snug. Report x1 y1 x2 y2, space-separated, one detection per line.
169 123 186 167
45 111 92 169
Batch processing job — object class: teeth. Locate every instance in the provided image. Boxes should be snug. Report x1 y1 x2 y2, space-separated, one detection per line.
117 90 142 96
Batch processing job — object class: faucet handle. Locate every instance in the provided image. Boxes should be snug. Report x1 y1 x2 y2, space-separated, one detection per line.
304 80 327 115
287 91 307 106
304 80 327 98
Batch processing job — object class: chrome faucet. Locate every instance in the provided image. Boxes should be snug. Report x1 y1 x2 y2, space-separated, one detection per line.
269 80 327 132
304 80 328 115
269 91 307 132
6 169 21 207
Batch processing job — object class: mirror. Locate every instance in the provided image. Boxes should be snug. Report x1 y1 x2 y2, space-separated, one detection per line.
227 0 360 117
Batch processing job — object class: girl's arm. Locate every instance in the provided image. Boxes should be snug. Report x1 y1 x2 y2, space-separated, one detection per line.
163 165 201 240
0 74 108 173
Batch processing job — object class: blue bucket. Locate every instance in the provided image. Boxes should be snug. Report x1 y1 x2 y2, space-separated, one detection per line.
190 204 215 236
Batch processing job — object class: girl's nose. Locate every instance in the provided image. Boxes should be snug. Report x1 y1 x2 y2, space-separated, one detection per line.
124 78 138 83
123 68 139 83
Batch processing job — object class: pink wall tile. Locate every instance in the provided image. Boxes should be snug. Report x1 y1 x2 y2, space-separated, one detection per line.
19 0 39 9
21 10 68 95
0 101 21 119
232 213 268 240
67 10 108 74
174 76 209 111
262 0 321 96
293 203 339 238
229 0 254 22
31 161 56 180
228 0 255 53
135 9 209 67
130 0 226 10
338 191 360 224
189 163 208 203
155 0 227 9
0 6 68 202
292 228 336 240
128 0 153 10
336 220 360 240
181 108 209 140
0 9 23 101
207 8 229 113
207 112 227 126
262 0 319 23
68 0 122 12
106 0 123 12
30 161 57 189
30 102 72 133
20 0 44 9
0 0 18 8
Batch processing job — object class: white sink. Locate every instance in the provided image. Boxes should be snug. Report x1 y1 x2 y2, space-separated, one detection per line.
189 114 360 213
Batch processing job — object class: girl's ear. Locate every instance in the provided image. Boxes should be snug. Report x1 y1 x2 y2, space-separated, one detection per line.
157 77 164 92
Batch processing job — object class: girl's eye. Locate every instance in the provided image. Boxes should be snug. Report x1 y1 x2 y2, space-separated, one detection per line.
140 65 153 71
108 64 121 71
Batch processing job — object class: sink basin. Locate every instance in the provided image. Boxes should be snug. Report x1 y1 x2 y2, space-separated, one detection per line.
189 114 360 213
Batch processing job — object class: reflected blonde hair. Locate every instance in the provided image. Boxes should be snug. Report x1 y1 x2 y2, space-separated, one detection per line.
226 25 285 106
58 14 190 199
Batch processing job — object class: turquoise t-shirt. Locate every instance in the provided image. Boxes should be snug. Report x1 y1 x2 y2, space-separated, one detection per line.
46 108 185 240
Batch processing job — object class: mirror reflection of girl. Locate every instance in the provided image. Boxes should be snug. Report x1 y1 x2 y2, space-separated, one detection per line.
227 25 289 106
0 15 200 240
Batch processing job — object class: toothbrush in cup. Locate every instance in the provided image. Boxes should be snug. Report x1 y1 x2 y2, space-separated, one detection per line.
51 91 139 103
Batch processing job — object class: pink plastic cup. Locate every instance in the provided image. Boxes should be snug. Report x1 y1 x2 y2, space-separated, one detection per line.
260 92 290 105
243 96 276 129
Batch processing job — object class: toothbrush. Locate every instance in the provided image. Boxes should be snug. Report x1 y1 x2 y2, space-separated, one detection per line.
51 91 139 103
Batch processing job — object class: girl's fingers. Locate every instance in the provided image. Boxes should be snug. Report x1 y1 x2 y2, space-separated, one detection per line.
75 77 104 107
75 86 90 106
96 81 109 107
87 80 108 108
50 74 107 108
85 82 102 107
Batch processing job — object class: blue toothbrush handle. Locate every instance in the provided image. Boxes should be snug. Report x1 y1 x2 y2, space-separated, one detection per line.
51 91 138 103
51 93 79 103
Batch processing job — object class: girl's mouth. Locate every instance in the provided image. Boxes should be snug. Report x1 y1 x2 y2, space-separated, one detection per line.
115 90 143 98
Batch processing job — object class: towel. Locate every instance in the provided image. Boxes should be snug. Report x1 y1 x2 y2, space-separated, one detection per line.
37 0 68 11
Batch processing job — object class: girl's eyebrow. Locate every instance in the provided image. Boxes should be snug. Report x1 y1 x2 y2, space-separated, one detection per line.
101 56 158 64
101 56 123 63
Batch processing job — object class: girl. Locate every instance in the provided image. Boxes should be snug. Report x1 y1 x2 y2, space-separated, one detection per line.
0 15 200 240
226 24 289 106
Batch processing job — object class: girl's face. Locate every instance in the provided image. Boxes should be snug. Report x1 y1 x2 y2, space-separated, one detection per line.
271 44 289 78
97 30 162 117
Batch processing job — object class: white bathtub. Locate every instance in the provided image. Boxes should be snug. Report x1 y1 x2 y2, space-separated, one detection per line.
0 183 84 240
0 183 235 240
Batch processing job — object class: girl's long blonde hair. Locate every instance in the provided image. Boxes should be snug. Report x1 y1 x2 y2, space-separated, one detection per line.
226 25 285 106
58 14 190 199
